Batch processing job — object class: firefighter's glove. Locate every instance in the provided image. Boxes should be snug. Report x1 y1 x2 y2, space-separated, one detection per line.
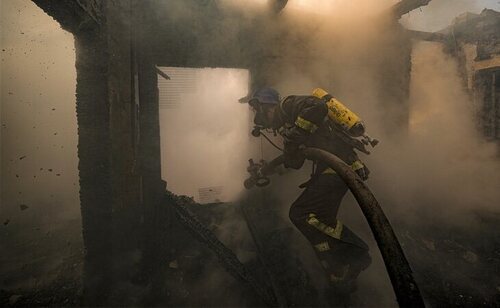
352 161 370 181
284 144 305 169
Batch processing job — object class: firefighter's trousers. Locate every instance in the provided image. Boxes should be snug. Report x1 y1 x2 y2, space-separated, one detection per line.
289 173 371 285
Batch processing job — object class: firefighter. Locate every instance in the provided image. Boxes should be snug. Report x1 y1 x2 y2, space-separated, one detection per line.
248 87 372 301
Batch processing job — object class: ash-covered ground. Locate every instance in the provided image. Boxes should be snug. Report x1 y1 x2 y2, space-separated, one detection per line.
1 196 499 307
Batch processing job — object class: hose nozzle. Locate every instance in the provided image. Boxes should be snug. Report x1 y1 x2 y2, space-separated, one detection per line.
251 126 263 137
244 159 271 189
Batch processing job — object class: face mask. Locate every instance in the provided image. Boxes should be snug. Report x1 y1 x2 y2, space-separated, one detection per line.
252 103 274 128
254 111 267 126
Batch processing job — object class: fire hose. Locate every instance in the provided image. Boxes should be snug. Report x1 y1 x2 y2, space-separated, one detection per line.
245 148 425 307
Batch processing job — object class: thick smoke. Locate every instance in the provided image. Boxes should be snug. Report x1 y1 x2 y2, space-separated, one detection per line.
0 0 79 227
152 0 499 304
228 0 500 220
370 41 500 221
1 0 80 293
2 0 498 304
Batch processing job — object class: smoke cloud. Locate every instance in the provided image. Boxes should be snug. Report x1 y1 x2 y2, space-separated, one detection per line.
369 41 500 221
1 0 80 293
150 0 499 304
2 0 498 304
0 0 79 226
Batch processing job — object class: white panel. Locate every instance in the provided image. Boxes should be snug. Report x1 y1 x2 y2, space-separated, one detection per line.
198 186 224 204
158 67 255 204
158 67 198 109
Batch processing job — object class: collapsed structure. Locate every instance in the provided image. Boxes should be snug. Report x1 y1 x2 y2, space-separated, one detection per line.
410 8 500 140
26 0 500 306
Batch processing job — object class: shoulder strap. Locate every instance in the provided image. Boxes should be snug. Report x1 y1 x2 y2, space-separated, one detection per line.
278 97 290 118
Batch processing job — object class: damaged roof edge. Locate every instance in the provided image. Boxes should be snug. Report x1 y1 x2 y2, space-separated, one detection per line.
270 0 288 14
31 0 101 34
391 0 432 19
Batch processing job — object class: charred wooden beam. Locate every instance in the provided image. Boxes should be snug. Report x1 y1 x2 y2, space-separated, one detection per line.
271 0 288 13
75 0 102 24
169 194 277 307
407 29 447 42
32 0 102 34
391 0 432 19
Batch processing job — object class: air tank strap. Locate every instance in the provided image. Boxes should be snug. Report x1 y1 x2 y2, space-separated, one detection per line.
321 94 333 102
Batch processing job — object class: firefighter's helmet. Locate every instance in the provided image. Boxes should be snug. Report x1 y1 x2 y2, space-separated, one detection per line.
249 87 281 106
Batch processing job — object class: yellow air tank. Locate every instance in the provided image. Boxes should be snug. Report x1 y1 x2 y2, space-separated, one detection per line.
312 88 365 137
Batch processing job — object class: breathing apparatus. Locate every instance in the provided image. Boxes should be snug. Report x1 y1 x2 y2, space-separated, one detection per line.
312 88 379 152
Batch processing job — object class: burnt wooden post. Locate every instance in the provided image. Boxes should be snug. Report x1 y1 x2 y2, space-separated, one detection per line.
32 0 146 304
133 1 170 300
74 28 114 304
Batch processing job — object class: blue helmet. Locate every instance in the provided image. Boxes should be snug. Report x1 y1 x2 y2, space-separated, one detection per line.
249 87 281 106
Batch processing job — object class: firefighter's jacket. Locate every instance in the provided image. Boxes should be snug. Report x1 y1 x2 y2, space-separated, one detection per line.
273 95 363 173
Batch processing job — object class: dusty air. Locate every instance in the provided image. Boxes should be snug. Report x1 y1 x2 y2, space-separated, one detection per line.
1 0 499 307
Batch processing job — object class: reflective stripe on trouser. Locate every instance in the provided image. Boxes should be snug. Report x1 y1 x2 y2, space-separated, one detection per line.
307 213 343 240
306 213 368 250
306 213 370 283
